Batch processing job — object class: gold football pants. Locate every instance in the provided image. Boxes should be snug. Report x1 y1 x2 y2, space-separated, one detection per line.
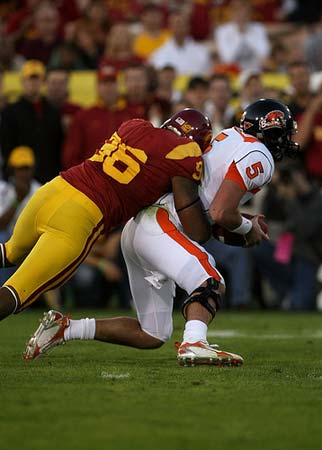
3 176 104 312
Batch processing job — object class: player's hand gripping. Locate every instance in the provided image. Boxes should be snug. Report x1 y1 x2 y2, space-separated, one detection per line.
245 214 269 247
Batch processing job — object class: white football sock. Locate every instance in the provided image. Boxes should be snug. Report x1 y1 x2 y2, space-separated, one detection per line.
64 318 96 341
183 320 208 343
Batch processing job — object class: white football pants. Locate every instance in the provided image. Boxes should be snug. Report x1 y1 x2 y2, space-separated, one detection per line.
121 205 224 342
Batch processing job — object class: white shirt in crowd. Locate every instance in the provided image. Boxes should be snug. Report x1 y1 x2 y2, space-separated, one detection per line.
0 179 40 234
215 22 270 70
149 37 212 76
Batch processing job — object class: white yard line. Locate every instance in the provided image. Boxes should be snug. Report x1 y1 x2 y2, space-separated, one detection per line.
207 330 322 339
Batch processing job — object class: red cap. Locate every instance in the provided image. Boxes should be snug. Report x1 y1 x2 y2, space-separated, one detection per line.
97 65 117 82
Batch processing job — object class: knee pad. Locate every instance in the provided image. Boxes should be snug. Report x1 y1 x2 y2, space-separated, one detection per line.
181 278 221 321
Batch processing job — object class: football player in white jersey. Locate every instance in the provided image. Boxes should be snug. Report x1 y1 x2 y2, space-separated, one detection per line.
24 99 300 366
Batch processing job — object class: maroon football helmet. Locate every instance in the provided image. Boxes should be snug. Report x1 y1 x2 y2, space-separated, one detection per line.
161 108 212 152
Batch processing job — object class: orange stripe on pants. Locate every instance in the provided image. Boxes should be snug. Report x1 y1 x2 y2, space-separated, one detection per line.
156 208 221 282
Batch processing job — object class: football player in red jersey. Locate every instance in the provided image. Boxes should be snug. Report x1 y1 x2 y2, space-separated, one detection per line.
0 108 212 323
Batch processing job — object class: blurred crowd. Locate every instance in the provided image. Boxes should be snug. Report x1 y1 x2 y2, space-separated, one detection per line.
1 0 322 311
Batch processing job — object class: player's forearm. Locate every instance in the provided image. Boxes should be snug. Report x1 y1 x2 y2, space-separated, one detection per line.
210 207 244 231
178 204 211 244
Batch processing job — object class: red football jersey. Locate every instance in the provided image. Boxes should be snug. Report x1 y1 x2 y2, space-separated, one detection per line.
61 119 203 231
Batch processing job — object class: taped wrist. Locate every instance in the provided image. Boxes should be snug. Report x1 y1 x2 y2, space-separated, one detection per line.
181 278 221 321
231 216 252 235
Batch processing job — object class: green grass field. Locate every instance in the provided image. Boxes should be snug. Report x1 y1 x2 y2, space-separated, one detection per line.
0 309 321 450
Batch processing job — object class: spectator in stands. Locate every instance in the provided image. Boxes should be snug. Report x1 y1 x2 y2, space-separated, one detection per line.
48 42 86 71
0 34 25 72
68 20 101 70
183 76 209 114
287 61 313 118
285 61 322 182
263 39 289 73
133 3 170 61
75 0 109 53
17 1 62 66
230 69 264 126
204 73 235 135
104 0 141 23
296 84 322 184
154 65 181 104
5 0 79 43
149 9 212 76
251 165 322 310
304 28 322 72
45 68 81 132
100 22 142 72
189 0 212 41
121 63 171 125
65 0 109 70
303 11 322 72
215 0 270 71
280 28 307 66
62 65 132 169
0 60 63 183
0 146 40 285
5 0 42 45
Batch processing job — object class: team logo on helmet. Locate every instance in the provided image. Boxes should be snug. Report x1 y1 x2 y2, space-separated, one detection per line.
175 116 193 134
259 110 285 129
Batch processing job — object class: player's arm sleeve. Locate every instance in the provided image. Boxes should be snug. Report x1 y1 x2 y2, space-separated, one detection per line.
226 150 274 193
166 141 203 183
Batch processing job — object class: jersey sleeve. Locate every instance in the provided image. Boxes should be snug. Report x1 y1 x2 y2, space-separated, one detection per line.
165 141 203 183
225 149 274 193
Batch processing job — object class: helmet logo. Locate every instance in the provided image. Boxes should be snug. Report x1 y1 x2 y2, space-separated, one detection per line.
260 110 285 129
243 121 253 130
175 116 193 134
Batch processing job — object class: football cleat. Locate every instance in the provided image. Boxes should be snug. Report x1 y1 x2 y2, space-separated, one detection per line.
23 310 70 360
176 340 244 367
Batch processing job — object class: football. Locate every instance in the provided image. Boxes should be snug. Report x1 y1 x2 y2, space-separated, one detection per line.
243 213 269 234
211 223 246 246
212 214 268 246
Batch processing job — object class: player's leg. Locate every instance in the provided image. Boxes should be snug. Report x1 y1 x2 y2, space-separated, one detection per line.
148 208 243 366
0 182 57 318
0 177 104 321
122 208 242 365
24 206 242 363
24 210 176 359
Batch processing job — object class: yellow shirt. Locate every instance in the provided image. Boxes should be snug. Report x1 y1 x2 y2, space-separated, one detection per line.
133 30 171 60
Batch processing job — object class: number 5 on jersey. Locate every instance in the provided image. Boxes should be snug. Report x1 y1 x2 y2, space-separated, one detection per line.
246 161 264 179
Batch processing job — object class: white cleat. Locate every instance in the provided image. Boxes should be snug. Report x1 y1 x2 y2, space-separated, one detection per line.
176 340 244 367
23 310 70 360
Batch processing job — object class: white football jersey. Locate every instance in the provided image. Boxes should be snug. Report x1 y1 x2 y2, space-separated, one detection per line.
157 127 275 226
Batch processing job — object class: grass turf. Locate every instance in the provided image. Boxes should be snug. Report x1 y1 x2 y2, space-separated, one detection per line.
0 309 321 450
